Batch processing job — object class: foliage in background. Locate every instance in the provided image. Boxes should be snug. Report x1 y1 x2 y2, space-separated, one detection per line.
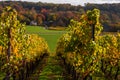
0 1 120 31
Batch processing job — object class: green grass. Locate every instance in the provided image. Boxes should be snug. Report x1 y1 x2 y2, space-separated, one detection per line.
26 26 66 52
39 56 64 80
39 34 62 52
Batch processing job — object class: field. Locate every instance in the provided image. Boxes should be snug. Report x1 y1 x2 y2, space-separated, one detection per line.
26 26 67 52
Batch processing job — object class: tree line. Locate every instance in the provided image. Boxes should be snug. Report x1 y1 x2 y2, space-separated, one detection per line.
0 1 120 32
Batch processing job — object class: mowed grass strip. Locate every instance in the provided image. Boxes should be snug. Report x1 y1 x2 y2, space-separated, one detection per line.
26 26 66 52
39 55 65 80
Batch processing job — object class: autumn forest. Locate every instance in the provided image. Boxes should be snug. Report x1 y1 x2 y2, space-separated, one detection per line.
0 1 120 32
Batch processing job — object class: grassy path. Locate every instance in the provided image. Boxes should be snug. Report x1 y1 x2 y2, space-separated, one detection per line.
39 54 69 80
25 54 71 80
26 56 48 80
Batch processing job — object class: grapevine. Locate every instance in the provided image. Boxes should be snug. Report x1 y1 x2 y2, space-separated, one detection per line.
0 7 49 79
56 9 120 79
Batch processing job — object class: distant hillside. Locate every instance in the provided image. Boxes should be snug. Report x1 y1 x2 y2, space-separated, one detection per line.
0 1 120 32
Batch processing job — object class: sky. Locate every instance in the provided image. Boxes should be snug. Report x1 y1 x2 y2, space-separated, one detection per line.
2 0 120 6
